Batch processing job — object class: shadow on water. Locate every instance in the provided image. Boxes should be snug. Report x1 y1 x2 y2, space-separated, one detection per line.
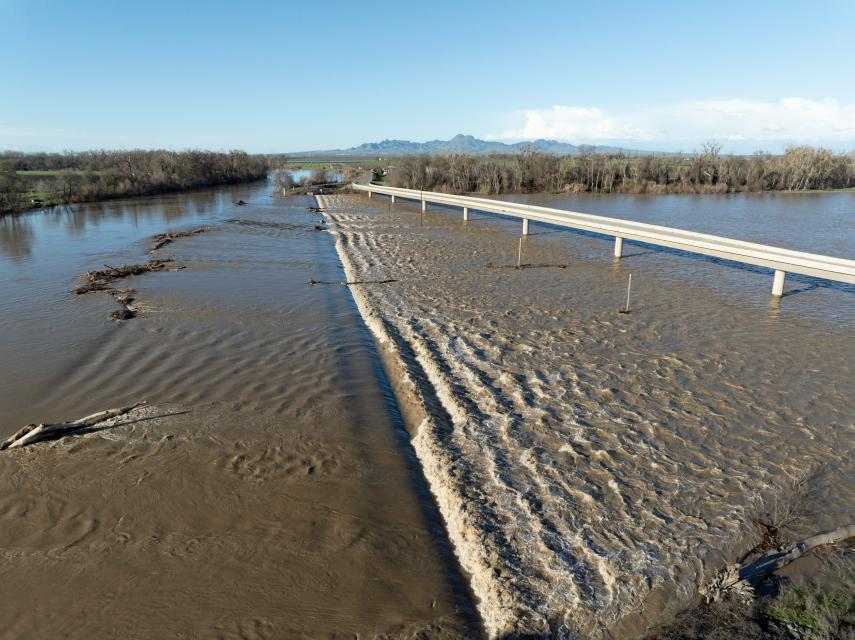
14 411 194 446
616 249 657 259
74 410 192 437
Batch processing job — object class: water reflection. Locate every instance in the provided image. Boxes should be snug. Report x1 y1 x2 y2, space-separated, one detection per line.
0 215 34 262
0 181 266 266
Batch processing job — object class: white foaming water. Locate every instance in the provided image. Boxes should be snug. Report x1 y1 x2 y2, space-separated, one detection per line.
318 194 855 638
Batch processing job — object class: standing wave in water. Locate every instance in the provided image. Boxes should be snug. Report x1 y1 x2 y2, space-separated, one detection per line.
317 193 855 638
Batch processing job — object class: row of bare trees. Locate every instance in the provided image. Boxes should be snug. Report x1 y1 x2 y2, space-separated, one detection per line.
1 150 269 214
388 145 855 195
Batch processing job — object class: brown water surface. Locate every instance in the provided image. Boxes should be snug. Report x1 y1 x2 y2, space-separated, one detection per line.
318 191 855 638
0 183 478 639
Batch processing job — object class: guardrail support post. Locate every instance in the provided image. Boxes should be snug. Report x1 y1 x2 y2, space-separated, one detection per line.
614 236 624 258
421 199 426 212
463 206 469 221
772 270 786 296
522 218 529 235
367 191 372 198
391 195 395 204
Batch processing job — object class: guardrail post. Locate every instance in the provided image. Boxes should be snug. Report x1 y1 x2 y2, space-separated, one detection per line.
772 270 786 296
391 195 395 204
345 186 854 295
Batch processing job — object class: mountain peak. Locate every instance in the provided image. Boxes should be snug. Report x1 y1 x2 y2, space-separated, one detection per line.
290 136 647 157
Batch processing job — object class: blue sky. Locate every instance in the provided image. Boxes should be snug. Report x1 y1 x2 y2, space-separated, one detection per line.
2 0 854 153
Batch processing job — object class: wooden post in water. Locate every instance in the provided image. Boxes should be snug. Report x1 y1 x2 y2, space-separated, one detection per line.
620 274 632 313
522 218 530 235
614 236 624 258
772 270 786 296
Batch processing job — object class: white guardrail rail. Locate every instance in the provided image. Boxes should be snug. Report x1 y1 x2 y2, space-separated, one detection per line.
352 183 855 297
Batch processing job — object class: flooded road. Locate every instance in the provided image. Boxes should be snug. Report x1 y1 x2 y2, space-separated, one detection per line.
319 191 855 638
495 191 855 322
0 183 478 638
2 184 853 638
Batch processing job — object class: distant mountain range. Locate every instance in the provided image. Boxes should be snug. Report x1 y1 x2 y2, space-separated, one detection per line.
288 134 650 157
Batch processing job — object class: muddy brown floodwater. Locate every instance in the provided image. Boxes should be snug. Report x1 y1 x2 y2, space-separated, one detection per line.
0 183 479 639
2 183 854 639
318 191 855 638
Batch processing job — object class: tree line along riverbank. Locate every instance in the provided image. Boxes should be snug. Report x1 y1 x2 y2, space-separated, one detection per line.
5 144 855 216
0 150 269 215
384 144 855 195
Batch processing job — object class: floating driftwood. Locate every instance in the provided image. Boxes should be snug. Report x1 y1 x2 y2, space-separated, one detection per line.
235 199 248 206
1 402 146 451
115 289 135 305
307 206 326 213
701 524 855 603
485 262 568 270
74 260 174 295
74 259 177 321
75 224 205 321
110 308 135 320
151 227 207 251
306 278 397 287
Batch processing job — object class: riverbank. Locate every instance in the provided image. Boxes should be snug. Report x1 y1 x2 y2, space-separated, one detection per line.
0 185 479 638
1 150 269 216
1 176 269 217
317 192 855 637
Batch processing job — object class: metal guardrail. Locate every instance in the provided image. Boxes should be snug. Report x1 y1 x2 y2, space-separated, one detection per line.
352 183 855 296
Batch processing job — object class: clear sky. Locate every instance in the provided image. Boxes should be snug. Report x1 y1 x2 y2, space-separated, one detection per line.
2 0 854 153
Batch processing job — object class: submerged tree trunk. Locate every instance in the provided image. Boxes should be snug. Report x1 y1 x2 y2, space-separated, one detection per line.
1 403 146 451
701 524 855 603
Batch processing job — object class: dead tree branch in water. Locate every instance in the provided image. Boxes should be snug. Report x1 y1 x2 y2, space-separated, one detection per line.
74 259 176 321
151 227 207 251
701 525 855 604
76 225 204 320
701 465 852 604
74 259 174 295
1 403 147 451
306 278 397 286
486 262 568 270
